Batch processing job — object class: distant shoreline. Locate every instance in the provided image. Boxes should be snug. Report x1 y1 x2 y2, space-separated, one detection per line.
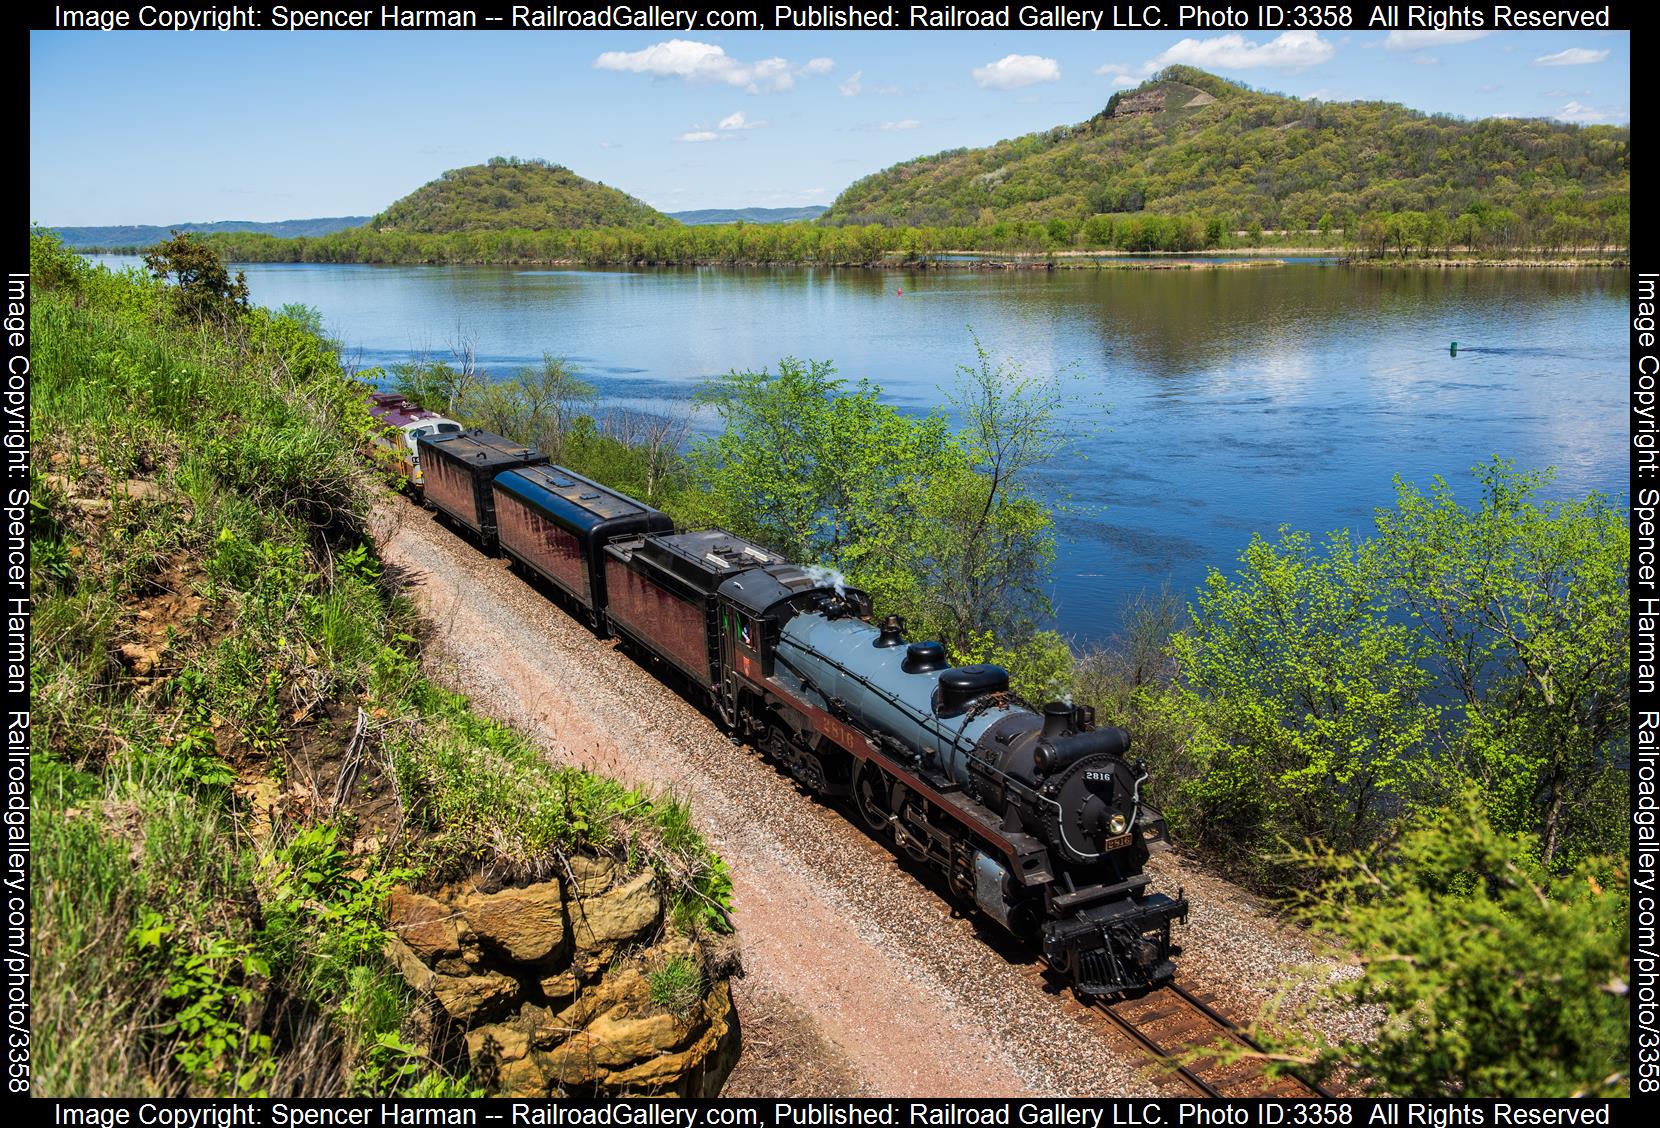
80 246 1626 272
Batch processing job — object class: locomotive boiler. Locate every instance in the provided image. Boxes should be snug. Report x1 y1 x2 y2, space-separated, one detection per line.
761 607 1188 995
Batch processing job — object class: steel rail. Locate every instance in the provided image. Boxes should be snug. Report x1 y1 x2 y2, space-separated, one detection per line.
1095 984 1333 1099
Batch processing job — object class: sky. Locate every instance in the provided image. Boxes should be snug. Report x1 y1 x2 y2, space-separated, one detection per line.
29 27 1630 225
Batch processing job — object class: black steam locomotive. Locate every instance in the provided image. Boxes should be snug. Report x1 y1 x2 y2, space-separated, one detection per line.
410 422 1187 996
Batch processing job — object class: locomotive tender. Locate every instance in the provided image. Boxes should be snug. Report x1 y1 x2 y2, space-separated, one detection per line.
414 423 1186 996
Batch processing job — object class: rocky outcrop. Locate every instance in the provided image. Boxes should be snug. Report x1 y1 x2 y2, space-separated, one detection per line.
384 858 739 1096
1106 82 1216 120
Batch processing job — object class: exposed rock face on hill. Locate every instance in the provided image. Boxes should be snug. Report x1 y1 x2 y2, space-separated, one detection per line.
386 854 739 1096
1105 82 1215 119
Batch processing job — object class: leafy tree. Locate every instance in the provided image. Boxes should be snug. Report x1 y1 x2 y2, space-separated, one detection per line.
478 354 596 460
391 358 475 418
1260 792 1628 1097
1168 529 1445 866
680 348 1074 696
142 232 249 322
684 358 953 572
911 338 1076 664
1372 461 1629 865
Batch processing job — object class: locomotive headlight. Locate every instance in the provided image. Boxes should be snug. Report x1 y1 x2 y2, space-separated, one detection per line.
1108 812 1128 837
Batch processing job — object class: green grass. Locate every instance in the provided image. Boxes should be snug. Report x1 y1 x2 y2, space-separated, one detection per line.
646 956 706 1019
28 231 730 1096
387 681 732 931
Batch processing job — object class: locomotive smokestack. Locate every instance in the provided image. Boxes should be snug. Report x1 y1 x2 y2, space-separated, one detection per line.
1042 701 1073 741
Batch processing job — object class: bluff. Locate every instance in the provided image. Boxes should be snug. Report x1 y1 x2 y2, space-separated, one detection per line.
819 66 1629 229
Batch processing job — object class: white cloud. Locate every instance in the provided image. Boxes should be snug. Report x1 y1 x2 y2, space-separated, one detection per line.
1552 100 1628 123
972 54 1061 90
1152 31 1335 71
598 141 620 149
1383 31 1489 49
839 70 862 96
1094 62 1151 86
879 119 921 131
719 111 765 130
595 39 831 93
1534 47 1610 66
1412 54 1440 66
676 130 719 142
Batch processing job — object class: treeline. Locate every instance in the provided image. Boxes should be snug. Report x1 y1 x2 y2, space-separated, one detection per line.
176 200 1625 268
822 65 1630 232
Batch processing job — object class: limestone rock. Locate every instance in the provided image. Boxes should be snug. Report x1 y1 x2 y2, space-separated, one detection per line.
553 966 651 1032
536 1034 605 1091
385 862 736 1098
385 936 435 995
582 1010 692 1068
461 879 566 964
115 479 168 502
465 1020 531 1065
596 979 741 1096
495 1055 554 1096
431 968 519 1023
571 871 661 951
387 888 461 961
538 969 579 1003
567 853 619 897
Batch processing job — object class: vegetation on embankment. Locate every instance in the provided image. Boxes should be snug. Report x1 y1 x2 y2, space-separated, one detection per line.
29 232 730 1097
1070 463 1629 1094
394 324 1629 1096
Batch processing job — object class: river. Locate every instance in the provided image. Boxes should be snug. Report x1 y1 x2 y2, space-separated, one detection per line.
88 255 1629 644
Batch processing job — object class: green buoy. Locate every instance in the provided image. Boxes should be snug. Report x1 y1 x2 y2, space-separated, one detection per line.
1450 340 1459 355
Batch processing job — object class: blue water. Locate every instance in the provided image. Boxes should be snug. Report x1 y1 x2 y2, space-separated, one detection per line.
88 255 1628 643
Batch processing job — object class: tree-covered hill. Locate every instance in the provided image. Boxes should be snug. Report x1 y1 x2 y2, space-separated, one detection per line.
820 66 1629 231
668 206 829 225
50 216 371 249
373 156 675 232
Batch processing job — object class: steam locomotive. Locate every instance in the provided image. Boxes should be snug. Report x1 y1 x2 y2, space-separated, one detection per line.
394 413 1187 996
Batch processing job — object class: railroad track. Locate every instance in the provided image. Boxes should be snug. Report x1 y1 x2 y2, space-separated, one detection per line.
1095 981 1333 1099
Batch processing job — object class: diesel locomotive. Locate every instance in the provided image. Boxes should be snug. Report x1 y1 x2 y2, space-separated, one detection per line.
411 418 1187 996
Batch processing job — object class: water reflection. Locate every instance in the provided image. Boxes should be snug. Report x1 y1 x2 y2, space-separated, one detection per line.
85 255 1629 639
